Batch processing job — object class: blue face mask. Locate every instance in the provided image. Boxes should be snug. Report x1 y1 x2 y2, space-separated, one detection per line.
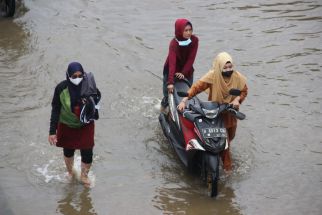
176 38 192 46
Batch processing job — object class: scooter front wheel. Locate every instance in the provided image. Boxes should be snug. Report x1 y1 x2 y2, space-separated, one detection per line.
207 171 218 197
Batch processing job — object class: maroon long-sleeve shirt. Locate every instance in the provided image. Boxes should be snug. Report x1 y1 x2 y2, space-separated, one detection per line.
164 19 199 85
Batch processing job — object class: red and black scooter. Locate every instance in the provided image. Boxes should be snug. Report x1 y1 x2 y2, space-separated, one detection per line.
0 0 15 17
159 79 245 197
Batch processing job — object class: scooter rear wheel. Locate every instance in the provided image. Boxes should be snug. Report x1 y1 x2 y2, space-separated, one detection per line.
207 172 218 197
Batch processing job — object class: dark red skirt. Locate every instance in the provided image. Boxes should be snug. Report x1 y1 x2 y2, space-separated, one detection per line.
56 122 95 149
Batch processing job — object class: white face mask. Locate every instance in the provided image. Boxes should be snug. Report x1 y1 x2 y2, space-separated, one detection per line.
222 68 233 73
176 38 192 46
69 77 83 86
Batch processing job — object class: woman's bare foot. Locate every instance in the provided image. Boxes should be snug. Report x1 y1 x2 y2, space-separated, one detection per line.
81 162 91 188
81 174 91 187
64 156 74 180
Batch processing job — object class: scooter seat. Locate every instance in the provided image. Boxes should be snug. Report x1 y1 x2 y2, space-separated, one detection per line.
173 80 191 105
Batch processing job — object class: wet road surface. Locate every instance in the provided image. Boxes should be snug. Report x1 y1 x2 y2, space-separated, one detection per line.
0 0 322 214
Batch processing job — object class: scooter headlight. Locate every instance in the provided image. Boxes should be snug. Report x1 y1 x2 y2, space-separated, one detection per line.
202 108 219 119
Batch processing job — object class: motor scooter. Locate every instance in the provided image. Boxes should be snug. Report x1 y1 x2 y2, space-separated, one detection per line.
159 79 245 197
0 0 15 17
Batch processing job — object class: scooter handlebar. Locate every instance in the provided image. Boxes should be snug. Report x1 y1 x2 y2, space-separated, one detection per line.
226 105 246 120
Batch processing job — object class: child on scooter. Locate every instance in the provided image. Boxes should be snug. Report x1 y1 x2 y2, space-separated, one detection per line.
160 18 199 112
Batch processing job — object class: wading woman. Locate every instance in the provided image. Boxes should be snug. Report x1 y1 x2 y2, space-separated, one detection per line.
161 18 199 112
177 52 248 172
48 62 100 187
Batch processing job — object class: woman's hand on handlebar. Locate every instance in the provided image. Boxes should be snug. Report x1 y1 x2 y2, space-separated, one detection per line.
177 97 188 112
230 97 240 109
175 73 185 79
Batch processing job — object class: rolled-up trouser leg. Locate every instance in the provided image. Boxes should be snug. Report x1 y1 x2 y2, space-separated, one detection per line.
80 148 93 164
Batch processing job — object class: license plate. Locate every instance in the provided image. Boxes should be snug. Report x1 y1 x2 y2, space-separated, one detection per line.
201 128 227 138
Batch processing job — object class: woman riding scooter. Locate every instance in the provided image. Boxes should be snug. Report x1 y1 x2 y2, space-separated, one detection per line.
177 52 248 173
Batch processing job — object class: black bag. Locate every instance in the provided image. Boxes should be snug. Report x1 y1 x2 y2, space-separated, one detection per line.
80 72 101 124
80 95 99 124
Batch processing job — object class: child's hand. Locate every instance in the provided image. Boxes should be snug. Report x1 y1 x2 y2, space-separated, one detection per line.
167 84 174 94
175 73 185 79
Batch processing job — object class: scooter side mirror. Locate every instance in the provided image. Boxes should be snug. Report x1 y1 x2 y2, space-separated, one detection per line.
229 88 241 96
177 91 189 97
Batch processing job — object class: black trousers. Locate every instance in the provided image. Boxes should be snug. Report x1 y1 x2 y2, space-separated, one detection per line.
63 148 93 164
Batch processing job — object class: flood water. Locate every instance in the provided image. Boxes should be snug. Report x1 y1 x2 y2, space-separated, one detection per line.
1 0 322 214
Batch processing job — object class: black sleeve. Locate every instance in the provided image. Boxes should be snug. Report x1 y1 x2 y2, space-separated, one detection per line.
49 82 65 135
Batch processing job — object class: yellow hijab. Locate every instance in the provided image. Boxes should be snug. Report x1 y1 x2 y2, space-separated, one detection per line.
200 52 246 103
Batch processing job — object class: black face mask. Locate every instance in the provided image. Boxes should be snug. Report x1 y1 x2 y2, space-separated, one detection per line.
222 70 233 77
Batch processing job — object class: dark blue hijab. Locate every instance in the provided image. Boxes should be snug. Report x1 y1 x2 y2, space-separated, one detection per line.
66 62 84 112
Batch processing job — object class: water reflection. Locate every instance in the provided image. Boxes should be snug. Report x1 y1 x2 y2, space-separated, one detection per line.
153 185 241 215
0 185 14 215
0 18 30 64
57 186 97 215
151 130 241 215
0 0 320 214
0 12 44 119
0 18 32 120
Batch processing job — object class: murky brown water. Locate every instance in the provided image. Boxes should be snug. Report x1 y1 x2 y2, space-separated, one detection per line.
1 0 322 214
